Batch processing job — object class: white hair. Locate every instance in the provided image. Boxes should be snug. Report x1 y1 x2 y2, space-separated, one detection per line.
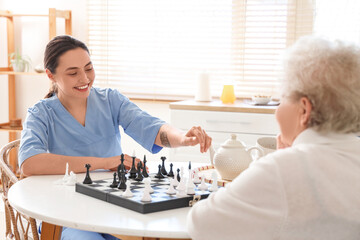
281 36 360 133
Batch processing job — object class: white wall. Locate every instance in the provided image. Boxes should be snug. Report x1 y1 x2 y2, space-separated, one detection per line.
0 1 171 161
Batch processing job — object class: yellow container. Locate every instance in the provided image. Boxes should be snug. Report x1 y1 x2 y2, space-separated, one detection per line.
220 85 236 104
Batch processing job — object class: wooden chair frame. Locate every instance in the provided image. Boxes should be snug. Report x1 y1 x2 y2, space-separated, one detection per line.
0 140 39 240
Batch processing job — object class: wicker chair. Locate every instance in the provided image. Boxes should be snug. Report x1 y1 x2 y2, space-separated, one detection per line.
0 140 39 240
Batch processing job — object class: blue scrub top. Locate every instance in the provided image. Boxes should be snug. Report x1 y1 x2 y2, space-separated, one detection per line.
18 87 165 167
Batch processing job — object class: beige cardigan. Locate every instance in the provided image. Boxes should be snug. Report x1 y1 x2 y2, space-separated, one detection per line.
187 129 360 240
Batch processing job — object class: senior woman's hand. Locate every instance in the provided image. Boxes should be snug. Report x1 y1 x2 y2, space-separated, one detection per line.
181 126 212 153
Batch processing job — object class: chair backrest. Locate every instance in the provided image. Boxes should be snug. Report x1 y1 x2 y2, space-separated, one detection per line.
0 140 39 240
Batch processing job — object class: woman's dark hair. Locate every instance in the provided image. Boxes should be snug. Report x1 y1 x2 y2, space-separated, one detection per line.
44 35 90 98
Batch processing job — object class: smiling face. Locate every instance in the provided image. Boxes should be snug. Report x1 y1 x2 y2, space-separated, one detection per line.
48 48 95 106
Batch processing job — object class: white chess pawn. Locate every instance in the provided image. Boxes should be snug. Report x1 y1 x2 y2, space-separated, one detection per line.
193 170 201 184
122 181 134 198
166 181 176 195
177 176 187 192
176 186 187 197
186 174 196 195
209 171 218 192
173 171 179 187
65 171 77 186
198 175 208 191
144 178 154 194
141 188 152 202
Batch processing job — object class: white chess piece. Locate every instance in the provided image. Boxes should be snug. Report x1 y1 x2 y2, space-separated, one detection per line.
193 170 201 184
143 178 154 193
186 177 195 195
180 166 184 180
209 171 219 192
176 186 187 197
166 181 176 195
177 176 187 192
173 171 179 187
198 175 208 191
122 181 134 198
54 162 71 185
141 188 152 202
65 171 77 186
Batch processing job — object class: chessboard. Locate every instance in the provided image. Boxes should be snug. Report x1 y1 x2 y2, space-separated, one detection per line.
75 173 213 214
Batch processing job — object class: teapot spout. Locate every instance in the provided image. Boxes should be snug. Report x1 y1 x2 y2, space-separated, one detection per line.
209 145 216 166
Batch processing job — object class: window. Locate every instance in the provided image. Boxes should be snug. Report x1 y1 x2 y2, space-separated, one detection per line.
87 0 314 100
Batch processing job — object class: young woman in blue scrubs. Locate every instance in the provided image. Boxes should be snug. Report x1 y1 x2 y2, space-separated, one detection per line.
18 35 212 240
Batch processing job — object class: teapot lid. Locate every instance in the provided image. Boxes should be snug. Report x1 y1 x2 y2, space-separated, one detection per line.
221 134 246 148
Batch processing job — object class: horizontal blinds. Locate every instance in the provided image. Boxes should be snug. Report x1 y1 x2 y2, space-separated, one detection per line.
87 0 314 100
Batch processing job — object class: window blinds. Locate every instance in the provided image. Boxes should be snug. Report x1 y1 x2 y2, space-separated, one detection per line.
87 0 314 100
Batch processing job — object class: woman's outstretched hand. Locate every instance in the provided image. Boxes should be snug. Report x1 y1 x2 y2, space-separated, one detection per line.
181 126 212 153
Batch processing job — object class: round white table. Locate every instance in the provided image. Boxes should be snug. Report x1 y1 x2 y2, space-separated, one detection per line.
8 162 201 239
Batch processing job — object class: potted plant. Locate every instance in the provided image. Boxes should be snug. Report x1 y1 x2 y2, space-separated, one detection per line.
9 49 32 72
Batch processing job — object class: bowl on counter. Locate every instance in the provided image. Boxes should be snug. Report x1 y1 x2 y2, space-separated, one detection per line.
252 95 272 105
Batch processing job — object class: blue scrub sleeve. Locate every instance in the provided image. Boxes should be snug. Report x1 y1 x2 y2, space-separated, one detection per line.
109 90 166 154
18 106 49 167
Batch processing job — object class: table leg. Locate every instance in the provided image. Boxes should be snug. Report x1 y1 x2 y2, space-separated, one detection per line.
40 222 62 240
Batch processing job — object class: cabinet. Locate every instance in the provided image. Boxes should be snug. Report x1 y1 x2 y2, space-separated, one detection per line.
0 8 72 171
169 100 279 163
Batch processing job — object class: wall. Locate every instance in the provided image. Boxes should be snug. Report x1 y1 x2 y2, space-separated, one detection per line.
0 0 171 162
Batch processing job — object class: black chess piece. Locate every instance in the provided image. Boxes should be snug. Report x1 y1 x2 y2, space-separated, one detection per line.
117 171 127 189
167 163 174 178
155 164 165 179
176 168 181 182
129 155 137 179
83 164 93 184
160 156 167 175
117 154 126 178
188 161 192 171
135 161 144 182
142 155 149 178
110 172 118 188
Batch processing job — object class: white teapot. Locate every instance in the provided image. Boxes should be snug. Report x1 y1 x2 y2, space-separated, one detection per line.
209 134 264 181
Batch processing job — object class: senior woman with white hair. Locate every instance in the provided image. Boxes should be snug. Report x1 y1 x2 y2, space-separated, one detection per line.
186 36 360 240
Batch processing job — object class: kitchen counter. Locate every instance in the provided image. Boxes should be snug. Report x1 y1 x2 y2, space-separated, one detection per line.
169 99 278 114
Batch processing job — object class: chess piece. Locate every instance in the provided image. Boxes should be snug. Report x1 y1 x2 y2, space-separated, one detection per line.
188 161 192 171
177 176 186 192
122 181 134 198
166 181 176 195
117 154 126 177
186 176 196 195
155 164 165 179
167 163 174 177
141 188 152 202
135 161 144 182
83 164 93 184
110 172 118 188
144 178 154 193
176 168 181 182
176 185 187 197
199 175 208 191
209 171 219 192
142 155 149 178
65 171 77 186
172 171 179 187
193 170 201 184
129 154 137 179
117 171 127 190
160 156 167 175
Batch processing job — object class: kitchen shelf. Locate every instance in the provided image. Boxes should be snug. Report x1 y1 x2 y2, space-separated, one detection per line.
0 8 72 171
